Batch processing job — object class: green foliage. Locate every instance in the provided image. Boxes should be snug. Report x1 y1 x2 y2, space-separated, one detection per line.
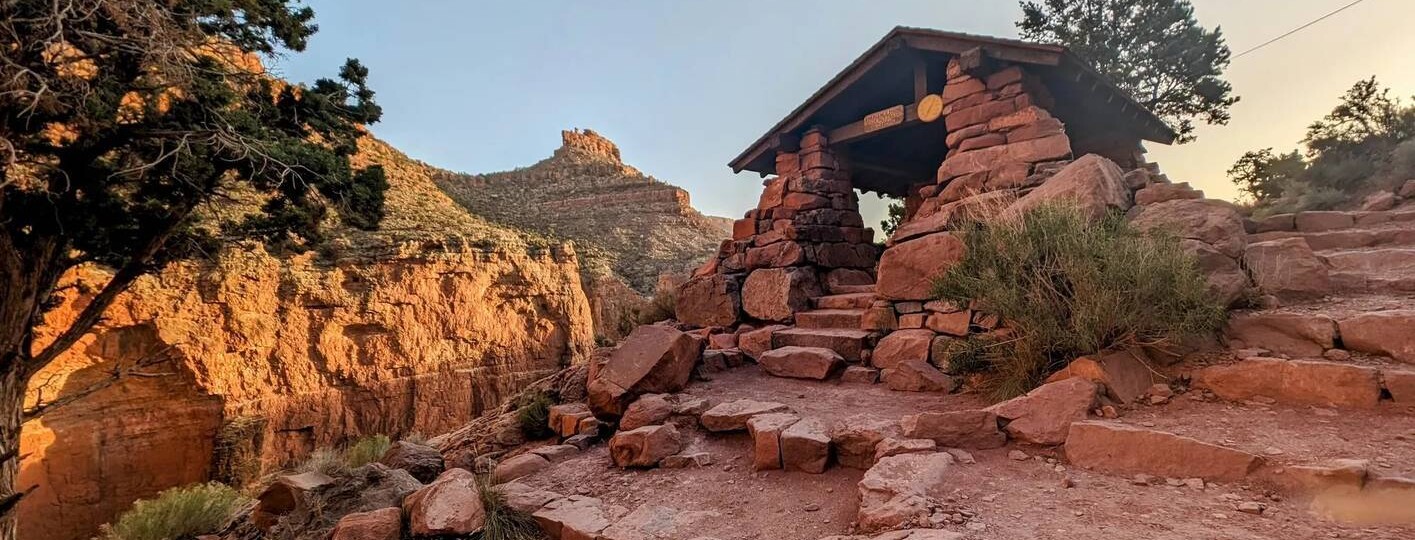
880 200 907 237
98 482 249 540
476 475 547 540
516 391 556 440
1017 0 1236 143
932 203 1224 399
1229 78 1415 214
935 336 995 376
296 448 350 477
344 434 392 468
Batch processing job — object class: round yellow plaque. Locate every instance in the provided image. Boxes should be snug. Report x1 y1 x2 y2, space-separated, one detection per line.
918 94 944 123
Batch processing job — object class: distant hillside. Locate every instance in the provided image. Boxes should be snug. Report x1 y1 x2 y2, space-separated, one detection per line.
433 129 732 293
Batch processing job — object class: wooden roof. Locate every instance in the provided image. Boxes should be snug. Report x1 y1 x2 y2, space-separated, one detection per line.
729 27 1177 186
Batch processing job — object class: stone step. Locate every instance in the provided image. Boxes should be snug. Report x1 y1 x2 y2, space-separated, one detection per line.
1249 227 1415 251
772 327 872 362
1321 248 1415 293
813 292 875 310
1224 309 1415 363
1190 357 1404 410
830 284 876 295
795 309 865 330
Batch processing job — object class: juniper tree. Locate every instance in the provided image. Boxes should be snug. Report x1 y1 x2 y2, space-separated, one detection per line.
1017 0 1238 143
0 2 385 536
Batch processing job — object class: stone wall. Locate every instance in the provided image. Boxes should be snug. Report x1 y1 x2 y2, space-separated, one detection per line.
677 129 878 327
19 244 595 540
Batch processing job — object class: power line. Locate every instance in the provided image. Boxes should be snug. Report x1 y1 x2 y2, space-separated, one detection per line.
1234 0 1371 59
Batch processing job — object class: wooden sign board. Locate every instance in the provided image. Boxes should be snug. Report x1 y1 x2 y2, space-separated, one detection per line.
918 94 943 123
862 105 905 134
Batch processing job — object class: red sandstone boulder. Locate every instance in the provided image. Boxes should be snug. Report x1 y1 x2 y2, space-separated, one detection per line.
745 240 806 268
252 471 336 529
548 403 594 438
1064 421 1263 482
1044 348 1160 405
925 310 971 337
1224 312 1336 358
877 233 966 301
609 424 683 468
492 453 551 484
1385 370 1415 404
883 359 957 393
675 274 741 328
1181 239 1249 307
830 415 901 470
871 329 934 370
1193 358 1381 408
738 324 788 360
747 412 801 470
1130 199 1247 259
330 507 402 540
1338 310 1415 363
900 409 1006 449
758 346 845 380
782 418 833 473
701 399 792 432
873 438 939 462
986 378 1097 445
588 325 704 418
379 440 445 484
1134 182 1203 206
1002 154 1129 221
494 482 563 514
619 394 674 431
742 267 821 322
842 365 881 384
1295 211 1355 232
1243 238 1330 298
857 452 954 532
403 468 486 536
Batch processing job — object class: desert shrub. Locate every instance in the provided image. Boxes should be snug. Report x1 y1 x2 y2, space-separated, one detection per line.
344 434 392 468
476 474 545 540
932 203 1224 399
99 483 249 540
296 448 350 477
935 336 995 376
401 431 431 445
636 280 678 326
516 390 556 440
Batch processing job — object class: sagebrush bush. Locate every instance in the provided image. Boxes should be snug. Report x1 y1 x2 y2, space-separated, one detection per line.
476 474 545 540
296 448 350 477
516 390 556 440
344 434 392 468
99 483 248 540
932 203 1224 399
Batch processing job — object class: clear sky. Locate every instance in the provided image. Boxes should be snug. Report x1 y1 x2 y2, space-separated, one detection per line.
273 0 1415 228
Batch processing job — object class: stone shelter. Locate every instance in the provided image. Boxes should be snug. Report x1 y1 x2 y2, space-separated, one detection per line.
676 27 1180 377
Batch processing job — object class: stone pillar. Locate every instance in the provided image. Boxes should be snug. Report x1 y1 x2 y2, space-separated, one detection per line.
677 129 878 327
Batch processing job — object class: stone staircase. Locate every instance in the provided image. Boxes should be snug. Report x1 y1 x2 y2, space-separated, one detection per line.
1198 207 1415 413
1247 209 1415 293
769 285 877 363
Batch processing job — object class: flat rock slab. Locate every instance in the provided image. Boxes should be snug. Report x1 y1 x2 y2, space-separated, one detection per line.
533 495 616 540
1193 358 1381 408
1064 421 1263 482
700 399 791 432
599 505 722 540
900 409 1005 450
857 452 955 532
492 453 551 484
882 359 957 393
758 346 845 380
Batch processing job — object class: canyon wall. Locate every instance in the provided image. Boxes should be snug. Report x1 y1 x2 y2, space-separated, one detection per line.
17 139 597 540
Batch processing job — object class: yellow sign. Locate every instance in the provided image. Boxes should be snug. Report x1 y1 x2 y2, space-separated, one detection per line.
863 105 905 133
918 94 943 123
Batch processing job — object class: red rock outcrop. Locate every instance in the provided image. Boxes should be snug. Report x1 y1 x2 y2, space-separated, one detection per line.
19 138 596 540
